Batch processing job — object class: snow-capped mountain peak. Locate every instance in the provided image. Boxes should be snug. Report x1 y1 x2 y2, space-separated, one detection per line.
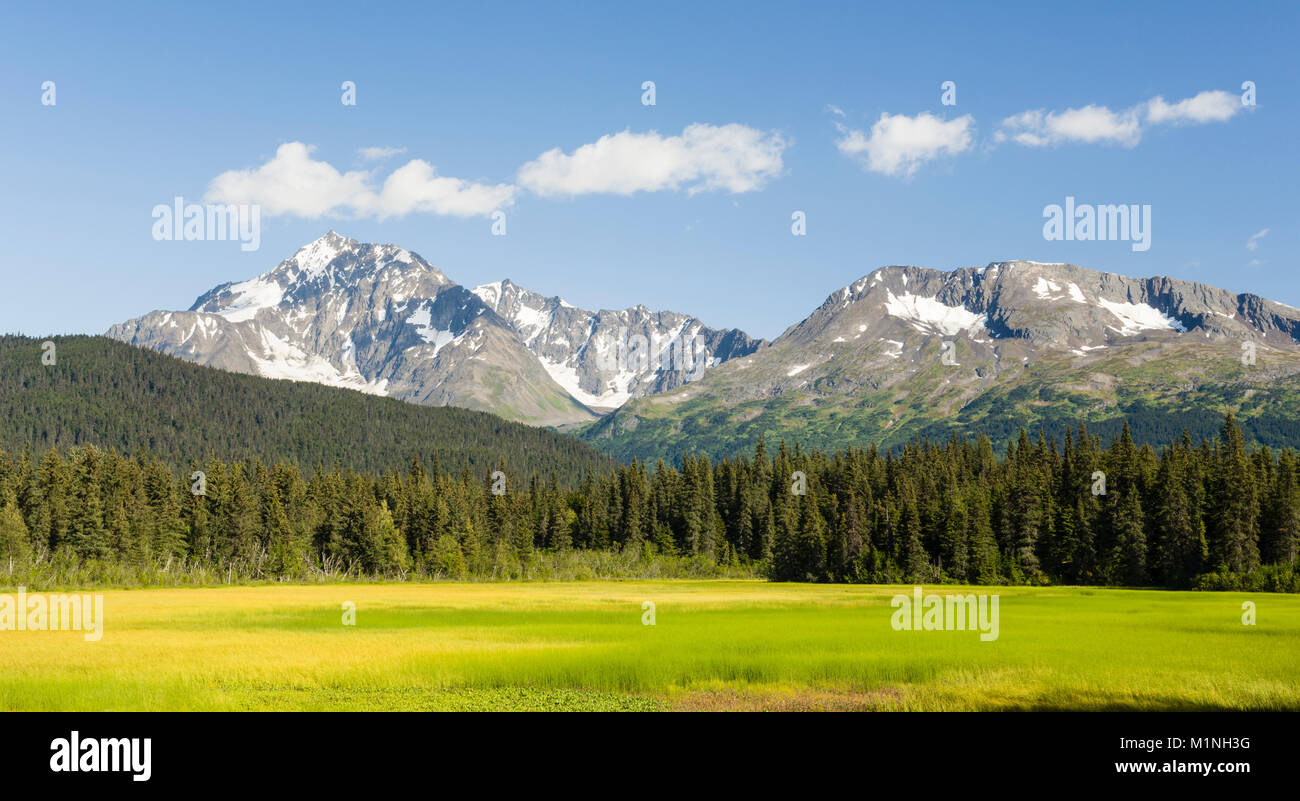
189 232 451 325
292 229 356 277
108 233 763 424
109 234 592 424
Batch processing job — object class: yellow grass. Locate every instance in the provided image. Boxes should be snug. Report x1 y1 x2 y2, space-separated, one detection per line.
1 581 1297 711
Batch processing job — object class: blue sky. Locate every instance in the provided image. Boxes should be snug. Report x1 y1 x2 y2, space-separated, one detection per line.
1 0 1295 341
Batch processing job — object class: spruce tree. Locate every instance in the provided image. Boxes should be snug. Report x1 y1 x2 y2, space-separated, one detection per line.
1209 414 1261 572
0 491 32 566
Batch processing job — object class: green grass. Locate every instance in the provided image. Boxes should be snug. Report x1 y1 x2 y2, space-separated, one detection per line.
1 581 1297 711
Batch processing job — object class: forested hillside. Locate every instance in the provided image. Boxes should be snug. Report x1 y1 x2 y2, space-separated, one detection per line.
0 335 616 481
0 415 1295 591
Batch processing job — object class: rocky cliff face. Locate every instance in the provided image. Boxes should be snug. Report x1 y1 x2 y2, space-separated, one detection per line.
472 278 764 411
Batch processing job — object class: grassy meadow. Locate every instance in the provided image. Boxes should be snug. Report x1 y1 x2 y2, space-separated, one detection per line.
1 580 1297 711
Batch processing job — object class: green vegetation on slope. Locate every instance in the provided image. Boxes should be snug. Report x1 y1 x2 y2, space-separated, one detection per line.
582 343 1300 463
0 335 615 481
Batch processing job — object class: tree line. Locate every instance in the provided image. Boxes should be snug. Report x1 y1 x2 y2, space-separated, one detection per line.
0 415 1296 590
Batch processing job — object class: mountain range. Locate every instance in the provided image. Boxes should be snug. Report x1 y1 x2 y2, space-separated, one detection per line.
107 235 1300 462
107 232 761 427
583 260 1300 460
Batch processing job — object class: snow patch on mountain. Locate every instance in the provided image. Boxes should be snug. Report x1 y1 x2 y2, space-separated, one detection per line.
884 290 986 336
212 276 285 322
248 329 389 395
472 281 503 307
1032 277 1061 299
406 302 459 355
541 358 634 408
1099 298 1187 335
540 359 605 407
1032 277 1087 304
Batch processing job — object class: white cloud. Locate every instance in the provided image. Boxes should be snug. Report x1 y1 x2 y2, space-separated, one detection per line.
1146 90 1241 125
996 105 1142 148
825 104 846 117
996 89 1245 149
368 160 517 219
835 112 974 177
358 145 407 161
1247 228 1269 251
516 123 788 197
205 142 515 219
206 143 373 217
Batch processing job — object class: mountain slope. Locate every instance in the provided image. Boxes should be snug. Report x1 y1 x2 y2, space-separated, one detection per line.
472 278 765 411
107 232 595 426
0 335 616 481
582 260 1300 461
